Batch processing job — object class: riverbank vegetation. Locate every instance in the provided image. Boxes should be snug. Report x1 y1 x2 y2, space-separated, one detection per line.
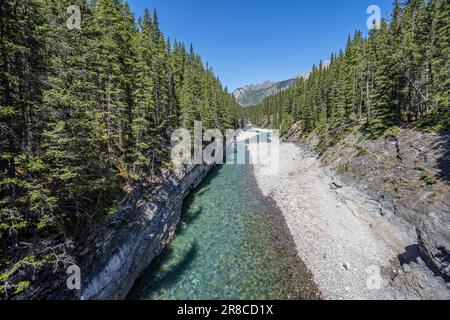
0 0 239 297
242 0 449 153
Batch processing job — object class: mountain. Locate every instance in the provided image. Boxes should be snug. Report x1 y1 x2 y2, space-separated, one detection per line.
232 78 296 107
233 63 330 107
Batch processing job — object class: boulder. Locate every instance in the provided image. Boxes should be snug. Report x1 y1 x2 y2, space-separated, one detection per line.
417 212 450 282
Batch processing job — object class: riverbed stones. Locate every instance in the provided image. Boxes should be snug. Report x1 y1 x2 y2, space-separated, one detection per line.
253 135 450 300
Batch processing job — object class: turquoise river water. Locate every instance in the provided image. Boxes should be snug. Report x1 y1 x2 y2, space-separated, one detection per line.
128 156 318 300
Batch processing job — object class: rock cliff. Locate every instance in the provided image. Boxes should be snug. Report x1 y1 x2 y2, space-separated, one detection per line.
299 127 450 289
17 163 213 300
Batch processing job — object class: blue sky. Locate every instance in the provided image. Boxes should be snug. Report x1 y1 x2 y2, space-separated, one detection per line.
127 0 394 91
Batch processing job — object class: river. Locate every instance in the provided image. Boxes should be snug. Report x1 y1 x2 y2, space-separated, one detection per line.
128 136 318 300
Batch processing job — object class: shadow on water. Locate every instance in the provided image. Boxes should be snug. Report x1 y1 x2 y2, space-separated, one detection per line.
133 242 199 298
190 164 222 192
193 186 212 197
178 207 203 234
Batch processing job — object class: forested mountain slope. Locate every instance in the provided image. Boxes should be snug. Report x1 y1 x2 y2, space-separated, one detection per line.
0 0 239 298
233 78 298 107
243 0 449 147
232 66 324 108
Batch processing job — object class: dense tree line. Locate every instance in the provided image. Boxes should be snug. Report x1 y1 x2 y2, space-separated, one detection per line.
0 0 238 296
243 0 449 153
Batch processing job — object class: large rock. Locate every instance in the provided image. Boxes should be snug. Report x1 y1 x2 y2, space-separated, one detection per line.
417 212 450 282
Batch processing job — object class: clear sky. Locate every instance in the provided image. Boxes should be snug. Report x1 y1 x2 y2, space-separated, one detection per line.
127 0 394 91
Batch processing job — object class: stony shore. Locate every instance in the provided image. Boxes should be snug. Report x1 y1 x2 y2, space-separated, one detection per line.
251 140 450 300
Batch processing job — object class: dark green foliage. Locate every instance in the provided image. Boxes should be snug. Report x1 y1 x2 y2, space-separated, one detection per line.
0 0 238 297
243 0 449 143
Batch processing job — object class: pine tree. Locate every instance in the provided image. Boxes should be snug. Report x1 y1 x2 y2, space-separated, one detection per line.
0 0 47 248
317 103 329 153
367 19 400 137
130 9 158 180
430 0 449 124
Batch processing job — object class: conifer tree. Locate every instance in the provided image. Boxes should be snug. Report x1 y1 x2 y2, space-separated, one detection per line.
244 0 448 144
430 0 449 119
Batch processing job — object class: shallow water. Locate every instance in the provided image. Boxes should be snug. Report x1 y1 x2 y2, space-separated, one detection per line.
128 156 310 300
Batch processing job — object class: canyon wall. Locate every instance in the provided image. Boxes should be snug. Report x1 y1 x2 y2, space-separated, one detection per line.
18 163 213 300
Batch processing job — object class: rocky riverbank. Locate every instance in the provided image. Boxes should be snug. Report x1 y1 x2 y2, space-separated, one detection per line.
128 158 321 300
251 129 450 300
317 128 450 285
15 163 213 300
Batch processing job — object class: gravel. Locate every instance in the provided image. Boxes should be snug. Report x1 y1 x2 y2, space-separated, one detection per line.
250 140 450 300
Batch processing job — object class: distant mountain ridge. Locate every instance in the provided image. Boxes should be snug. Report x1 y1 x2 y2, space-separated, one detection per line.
232 78 298 107
233 62 329 107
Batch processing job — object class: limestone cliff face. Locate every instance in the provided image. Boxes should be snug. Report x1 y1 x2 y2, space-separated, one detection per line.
19 163 213 300
76 164 213 300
